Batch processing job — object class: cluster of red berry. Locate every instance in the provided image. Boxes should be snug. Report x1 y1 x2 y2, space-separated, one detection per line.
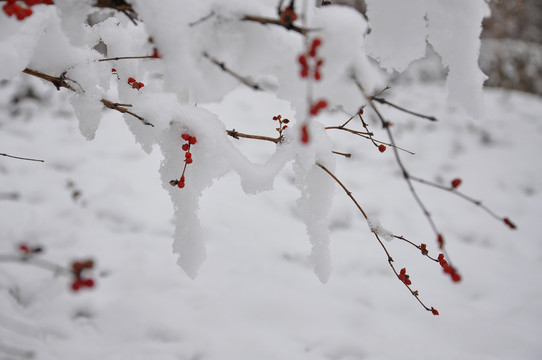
127 77 144 90
170 133 197 189
2 0 52 21
272 115 289 137
71 259 95 292
298 38 324 80
398 267 412 285
438 254 461 282
309 99 328 116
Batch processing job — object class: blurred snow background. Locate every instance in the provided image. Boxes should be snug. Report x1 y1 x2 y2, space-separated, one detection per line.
1 1 542 359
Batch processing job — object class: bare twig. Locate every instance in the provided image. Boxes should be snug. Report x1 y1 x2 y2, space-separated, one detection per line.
189 11 216 27
242 15 310 35
316 162 437 314
0 254 71 276
226 129 281 143
100 99 154 127
409 175 516 227
22 68 153 127
0 153 44 162
94 0 138 25
98 55 157 62
332 151 351 158
202 52 262 91
371 97 438 122
22 68 76 92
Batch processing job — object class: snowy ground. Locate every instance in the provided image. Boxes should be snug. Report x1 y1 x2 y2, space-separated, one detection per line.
1 77 541 359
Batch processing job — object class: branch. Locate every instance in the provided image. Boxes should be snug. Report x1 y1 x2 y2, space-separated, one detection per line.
0 152 44 162
22 68 154 127
98 55 156 62
371 97 438 122
316 162 438 314
409 175 517 228
202 52 262 91
93 0 138 25
242 15 310 35
226 129 281 143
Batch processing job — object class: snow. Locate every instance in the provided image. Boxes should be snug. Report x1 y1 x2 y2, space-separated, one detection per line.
2 75 542 359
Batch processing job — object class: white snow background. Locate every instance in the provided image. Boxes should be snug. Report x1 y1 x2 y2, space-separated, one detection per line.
1 1 542 359
2 77 542 360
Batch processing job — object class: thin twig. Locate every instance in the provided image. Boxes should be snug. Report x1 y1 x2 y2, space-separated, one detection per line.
98 55 156 62
371 97 438 122
226 129 280 143
188 11 216 27
332 151 351 158
22 68 153 127
202 52 262 91
1 153 44 162
409 175 514 225
242 15 310 35
22 68 76 92
101 99 154 127
0 254 71 276
316 162 437 313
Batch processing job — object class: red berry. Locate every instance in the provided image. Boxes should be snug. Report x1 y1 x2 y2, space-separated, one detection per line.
431 307 439 316
451 178 462 189
451 271 461 282
111 68 117 72
314 71 321 81
178 181 185 188
19 244 30 253
503 217 516 229
437 234 444 249
189 136 197 145
312 38 322 48
182 144 190 151
44 0 54 4
83 278 95 287
378 144 386 153
301 124 309 144
185 158 193 164
127 77 135 84
180 175 185 182
185 152 192 159
71 280 82 291
152 48 161 58
181 133 191 141
298 55 307 65
3 3 16 16
300 67 309 78
309 48 317 57
7 0 17 4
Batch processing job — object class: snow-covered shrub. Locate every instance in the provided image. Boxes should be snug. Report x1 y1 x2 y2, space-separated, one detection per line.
0 0 516 314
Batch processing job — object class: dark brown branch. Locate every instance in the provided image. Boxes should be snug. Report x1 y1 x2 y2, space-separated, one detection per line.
0 254 71 276
1 153 44 162
98 55 156 62
101 100 154 127
203 52 262 91
22 68 76 92
242 15 309 35
409 175 516 227
94 0 138 24
325 126 415 155
332 151 351 158
354 78 440 236
316 162 437 314
372 97 438 122
226 129 280 143
22 68 153 127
